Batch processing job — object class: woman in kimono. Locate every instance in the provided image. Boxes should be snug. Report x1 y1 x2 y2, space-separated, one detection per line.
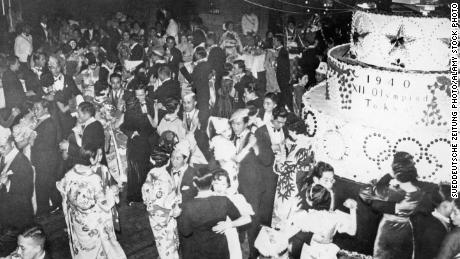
271 115 315 229
142 152 181 259
211 169 254 259
56 147 126 259
359 152 429 259
436 198 460 259
44 54 82 139
178 168 241 259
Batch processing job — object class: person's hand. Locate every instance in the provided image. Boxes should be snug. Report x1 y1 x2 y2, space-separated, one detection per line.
212 218 232 234
11 108 20 117
132 131 140 138
271 144 281 153
396 199 418 214
252 144 260 156
29 131 37 146
343 199 358 210
312 233 331 244
59 140 69 152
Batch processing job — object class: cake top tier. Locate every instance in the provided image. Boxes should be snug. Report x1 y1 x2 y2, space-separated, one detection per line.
349 10 450 71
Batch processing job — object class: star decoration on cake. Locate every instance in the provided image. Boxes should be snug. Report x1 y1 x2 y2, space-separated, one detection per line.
352 30 370 44
386 25 415 54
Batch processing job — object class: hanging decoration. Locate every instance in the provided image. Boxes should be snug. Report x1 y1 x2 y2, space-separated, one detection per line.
209 0 220 15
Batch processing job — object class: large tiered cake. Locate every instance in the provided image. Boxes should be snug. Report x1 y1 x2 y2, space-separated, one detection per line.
303 10 451 183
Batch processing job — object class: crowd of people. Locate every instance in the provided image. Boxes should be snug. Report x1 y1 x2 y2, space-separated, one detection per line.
0 7 458 259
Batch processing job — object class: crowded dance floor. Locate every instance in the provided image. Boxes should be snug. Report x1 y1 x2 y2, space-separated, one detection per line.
0 0 456 258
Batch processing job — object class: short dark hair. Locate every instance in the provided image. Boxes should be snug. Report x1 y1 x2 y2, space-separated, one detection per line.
110 73 122 81
78 101 96 117
194 47 207 59
432 184 454 208
6 55 18 67
20 225 46 249
244 82 257 94
31 96 50 111
158 65 172 78
212 168 231 188
233 60 245 71
164 98 180 114
32 52 46 63
193 167 214 190
166 36 175 43
264 92 279 105
272 106 288 120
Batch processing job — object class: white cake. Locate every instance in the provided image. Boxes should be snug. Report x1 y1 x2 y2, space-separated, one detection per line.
302 11 451 183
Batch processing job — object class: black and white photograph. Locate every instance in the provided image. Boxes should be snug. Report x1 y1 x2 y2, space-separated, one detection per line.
0 0 458 258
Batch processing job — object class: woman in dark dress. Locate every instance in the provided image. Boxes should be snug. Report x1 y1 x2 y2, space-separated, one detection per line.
359 152 430 259
178 168 241 259
120 86 157 204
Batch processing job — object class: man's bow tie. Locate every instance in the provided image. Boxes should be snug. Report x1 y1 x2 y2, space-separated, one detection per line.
274 128 281 133
54 75 63 82
172 171 180 176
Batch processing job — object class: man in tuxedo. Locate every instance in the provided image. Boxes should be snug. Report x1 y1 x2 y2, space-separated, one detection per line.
165 36 182 81
206 33 225 92
232 60 254 109
149 65 181 105
83 22 100 43
24 52 50 96
31 98 60 216
60 102 105 169
181 93 200 134
274 35 292 111
33 15 49 51
109 73 125 110
129 35 144 61
0 128 34 233
254 106 288 227
230 109 264 259
191 47 212 128
5 225 51 259
2 56 26 112
14 23 33 71
170 141 197 204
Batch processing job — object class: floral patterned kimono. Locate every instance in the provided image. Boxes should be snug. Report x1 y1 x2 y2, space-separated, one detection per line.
272 136 315 229
142 165 181 259
57 165 126 259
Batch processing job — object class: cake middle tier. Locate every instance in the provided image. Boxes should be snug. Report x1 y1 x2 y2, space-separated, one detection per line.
323 44 451 132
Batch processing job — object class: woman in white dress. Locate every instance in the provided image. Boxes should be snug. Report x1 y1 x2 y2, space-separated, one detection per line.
57 148 126 259
208 117 239 193
211 169 254 259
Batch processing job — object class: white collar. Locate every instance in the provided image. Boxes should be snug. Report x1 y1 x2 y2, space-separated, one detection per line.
4 147 19 165
432 210 451 228
236 129 249 139
185 109 197 116
160 77 171 85
172 164 188 175
130 42 138 49
196 190 213 198
40 23 47 29
275 45 283 50
83 117 96 128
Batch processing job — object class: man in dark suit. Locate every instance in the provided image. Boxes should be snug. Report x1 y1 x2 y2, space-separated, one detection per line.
2 56 26 112
31 98 60 216
274 35 292 111
33 15 49 51
254 106 288 227
232 60 255 109
170 141 198 204
230 109 264 259
0 130 34 233
24 52 50 97
82 22 100 43
191 47 212 128
148 65 181 105
165 36 183 81
206 33 226 92
413 185 453 259
129 36 144 61
60 102 105 169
